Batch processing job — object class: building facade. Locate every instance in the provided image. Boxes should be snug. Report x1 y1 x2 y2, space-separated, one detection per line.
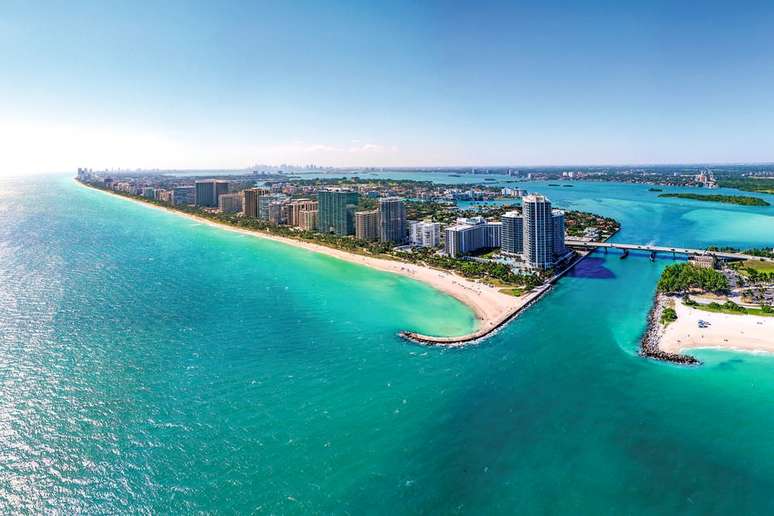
552 209 567 257
287 199 318 227
409 221 441 247
172 186 195 206
355 210 380 241
317 190 359 235
501 211 524 254
444 217 502 257
523 195 554 269
268 201 288 225
195 180 229 207
298 209 318 231
218 192 243 213
378 197 406 243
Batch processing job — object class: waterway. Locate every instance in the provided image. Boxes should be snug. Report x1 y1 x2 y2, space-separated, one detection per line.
1 173 773 513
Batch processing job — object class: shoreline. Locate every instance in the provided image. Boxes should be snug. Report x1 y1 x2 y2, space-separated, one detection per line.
640 294 701 365
641 294 774 364
76 179 536 344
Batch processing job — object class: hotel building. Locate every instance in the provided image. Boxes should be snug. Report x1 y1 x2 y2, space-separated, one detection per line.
378 197 406 243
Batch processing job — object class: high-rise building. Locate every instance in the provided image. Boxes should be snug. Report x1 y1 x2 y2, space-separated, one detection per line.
444 217 502 258
317 190 359 235
298 209 318 231
409 221 441 247
501 211 524 254
195 180 229 207
355 210 379 241
173 186 195 206
378 197 406 243
552 209 567 257
156 189 174 203
287 199 318 227
267 201 288 225
242 188 270 218
218 192 243 213
142 187 156 199
522 195 554 269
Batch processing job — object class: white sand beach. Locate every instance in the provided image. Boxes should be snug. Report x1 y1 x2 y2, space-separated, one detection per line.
78 180 536 343
660 298 774 354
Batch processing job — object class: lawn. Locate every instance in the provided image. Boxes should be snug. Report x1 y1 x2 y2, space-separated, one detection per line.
693 303 774 318
740 259 774 273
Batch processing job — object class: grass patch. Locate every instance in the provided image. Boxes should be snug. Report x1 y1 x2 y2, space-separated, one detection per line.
740 259 774 274
693 302 774 318
499 287 526 297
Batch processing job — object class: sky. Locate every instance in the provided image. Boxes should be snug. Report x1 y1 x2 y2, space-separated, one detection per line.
1 0 773 174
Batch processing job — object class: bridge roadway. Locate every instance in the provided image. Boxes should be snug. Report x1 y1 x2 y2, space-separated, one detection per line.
565 239 774 262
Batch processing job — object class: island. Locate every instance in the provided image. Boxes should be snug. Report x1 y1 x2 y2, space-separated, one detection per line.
642 261 774 364
657 192 770 206
75 171 619 346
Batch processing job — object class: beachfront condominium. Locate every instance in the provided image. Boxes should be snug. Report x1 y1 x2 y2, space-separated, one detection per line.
355 210 379 241
268 201 288 225
552 209 568 257
287 199 318 227
195 180 229 207
378 197 407 243
523 195 555 269
218 192 243 213
298 209 318 231
242 188 271 218
501 211 524 254
409 221 441 248
172 186 195 206
444 217 502 258
318 189 359 235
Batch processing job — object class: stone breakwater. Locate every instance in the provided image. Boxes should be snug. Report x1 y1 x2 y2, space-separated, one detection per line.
640 294 701 365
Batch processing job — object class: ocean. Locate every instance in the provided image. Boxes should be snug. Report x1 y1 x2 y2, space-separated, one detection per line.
1 174 773 513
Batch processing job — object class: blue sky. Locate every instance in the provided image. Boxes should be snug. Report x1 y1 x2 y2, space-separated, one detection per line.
2 0 773 173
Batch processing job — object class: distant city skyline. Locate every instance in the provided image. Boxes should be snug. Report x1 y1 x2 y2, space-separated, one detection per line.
2 0 774 175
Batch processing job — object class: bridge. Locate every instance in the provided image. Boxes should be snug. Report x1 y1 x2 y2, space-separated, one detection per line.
565 239 774 262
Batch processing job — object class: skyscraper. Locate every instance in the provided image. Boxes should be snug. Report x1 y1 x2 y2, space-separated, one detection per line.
242 188 270 218
355 210 379 241
501 211 524 254
522 195 554 269
195 180 229 207
552 209 567 257
378 197 406 243
317 190 359 235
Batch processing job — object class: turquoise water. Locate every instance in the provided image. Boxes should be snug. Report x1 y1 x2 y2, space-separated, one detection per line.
1 175 773 513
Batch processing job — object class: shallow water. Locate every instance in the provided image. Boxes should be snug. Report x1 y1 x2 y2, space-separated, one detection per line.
1 174 773 513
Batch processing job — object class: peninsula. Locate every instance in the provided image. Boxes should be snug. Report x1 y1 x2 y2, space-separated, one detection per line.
642 261 774 363
75 170 618 345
